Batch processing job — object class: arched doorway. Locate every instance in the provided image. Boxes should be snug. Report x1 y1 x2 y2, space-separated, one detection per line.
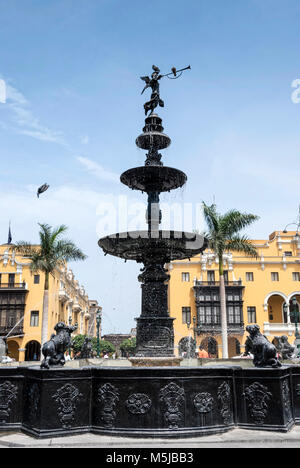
7 340 19 361
266 293 287 323
25 341 41 361
200 337 219 358
228 337 241 358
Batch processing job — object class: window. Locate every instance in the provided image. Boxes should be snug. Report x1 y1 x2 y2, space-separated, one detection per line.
182 307 191 324
223 271 229 283
207 271 215 284
198 305 220 325
284 251 293 257
30 311 39 327
228 306 241 324
293 272 300 282
34 275 40 284
7 313 15 328
8 274 15 286
181 272 190 282
271 272 279 282
247 307 256 323
246 272 254 282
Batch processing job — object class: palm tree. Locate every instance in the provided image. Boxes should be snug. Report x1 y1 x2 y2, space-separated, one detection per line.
202 203 259 358
16 223 87 347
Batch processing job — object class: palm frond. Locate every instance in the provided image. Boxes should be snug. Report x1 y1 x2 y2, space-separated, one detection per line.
202 202 220 234
15 223 87 279
201 203 259 261
54 240 87 262
226 235 259 258
220 210 259 237
15 242 40 258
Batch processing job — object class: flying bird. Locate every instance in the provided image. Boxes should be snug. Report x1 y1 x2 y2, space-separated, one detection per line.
37 183 50 198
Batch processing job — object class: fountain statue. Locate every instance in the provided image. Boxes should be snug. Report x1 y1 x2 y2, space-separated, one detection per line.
99 65 207 363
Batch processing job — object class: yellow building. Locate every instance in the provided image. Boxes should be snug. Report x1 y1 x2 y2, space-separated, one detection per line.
0 244 100 362
168 231 300 358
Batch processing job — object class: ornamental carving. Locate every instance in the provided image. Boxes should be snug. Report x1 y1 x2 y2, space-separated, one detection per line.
0 381 18 423
193 393 214 414
97 383 119 427
217 382 232 425
53 383 83 428
244 382 272 425
125 393 152 415
159 382 185 429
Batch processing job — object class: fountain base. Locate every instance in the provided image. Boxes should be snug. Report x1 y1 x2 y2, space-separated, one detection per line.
129 357 183 367
0 366 296 438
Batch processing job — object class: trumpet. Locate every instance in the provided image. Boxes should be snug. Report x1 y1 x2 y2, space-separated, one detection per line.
161 65 191 78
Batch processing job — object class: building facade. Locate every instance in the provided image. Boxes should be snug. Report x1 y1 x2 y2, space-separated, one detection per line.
0 244 100 361
168 231 300 358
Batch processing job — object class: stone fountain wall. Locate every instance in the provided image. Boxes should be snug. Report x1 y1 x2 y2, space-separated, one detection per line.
0 365 299 438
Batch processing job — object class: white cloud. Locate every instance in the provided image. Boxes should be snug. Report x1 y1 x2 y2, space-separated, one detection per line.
77 156 119 183
2 82 67 146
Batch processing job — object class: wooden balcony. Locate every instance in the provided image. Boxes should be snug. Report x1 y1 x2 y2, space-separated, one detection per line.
0 282 27 290
195 280 243 287
0 325 24 336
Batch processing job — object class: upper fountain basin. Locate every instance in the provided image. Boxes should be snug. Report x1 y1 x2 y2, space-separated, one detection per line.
136 131 171 151
121 166 187 192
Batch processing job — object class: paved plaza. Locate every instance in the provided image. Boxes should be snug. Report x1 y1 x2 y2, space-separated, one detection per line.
1 427 300 448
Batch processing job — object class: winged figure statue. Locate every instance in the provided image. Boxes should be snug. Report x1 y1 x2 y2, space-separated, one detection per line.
140 65 164 116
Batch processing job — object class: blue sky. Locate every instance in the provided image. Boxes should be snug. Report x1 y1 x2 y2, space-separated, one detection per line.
0 0 300 334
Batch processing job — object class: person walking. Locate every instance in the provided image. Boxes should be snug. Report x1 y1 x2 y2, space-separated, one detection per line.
198 346 209 359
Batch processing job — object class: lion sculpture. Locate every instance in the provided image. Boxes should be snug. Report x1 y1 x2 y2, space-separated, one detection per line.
245 324 281 368
41 322 78 369
272 335 295 360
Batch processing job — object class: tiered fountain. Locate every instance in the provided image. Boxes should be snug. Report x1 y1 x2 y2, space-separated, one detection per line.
99 65 207 365
0 66 296 439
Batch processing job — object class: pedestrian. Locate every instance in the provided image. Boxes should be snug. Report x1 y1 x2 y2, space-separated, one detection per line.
198 346 209 359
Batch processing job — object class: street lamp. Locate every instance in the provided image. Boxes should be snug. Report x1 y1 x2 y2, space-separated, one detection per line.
186 315 197 359
96 309 102 358
68 315 73 357
286 298 300 357
282 206 300 236
193 316 197 342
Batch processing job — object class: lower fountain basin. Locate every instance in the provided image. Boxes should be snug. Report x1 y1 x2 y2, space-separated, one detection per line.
98 230 207 263
0 366 295 439
120 166 187 192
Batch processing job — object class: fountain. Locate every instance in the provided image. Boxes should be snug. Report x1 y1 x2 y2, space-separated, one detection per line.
0 66 299 438
99 64 207 365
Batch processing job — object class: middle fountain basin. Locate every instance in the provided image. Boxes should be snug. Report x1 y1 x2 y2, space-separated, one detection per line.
99 230 207 263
